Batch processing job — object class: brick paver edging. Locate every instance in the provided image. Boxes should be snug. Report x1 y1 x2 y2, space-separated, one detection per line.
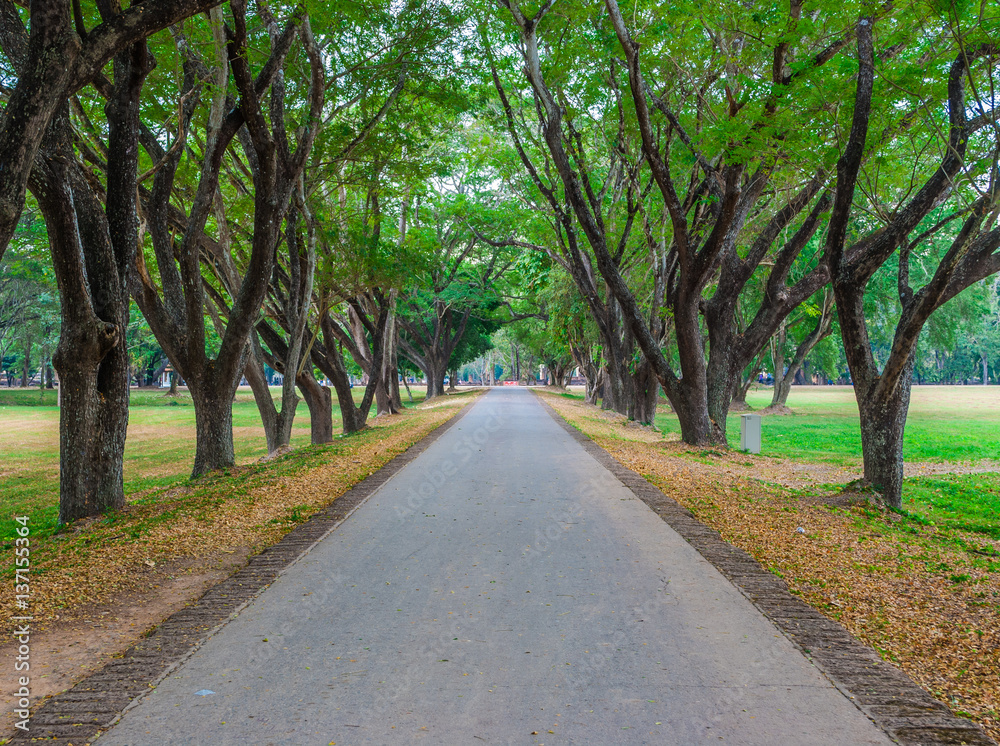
535 395 994 746
11 400 478 746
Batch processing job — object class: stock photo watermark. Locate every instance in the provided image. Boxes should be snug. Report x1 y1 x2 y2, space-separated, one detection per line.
11 515 31 733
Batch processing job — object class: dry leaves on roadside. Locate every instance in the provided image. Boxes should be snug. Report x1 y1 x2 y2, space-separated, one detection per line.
0 394 480 638
540 392 1000 742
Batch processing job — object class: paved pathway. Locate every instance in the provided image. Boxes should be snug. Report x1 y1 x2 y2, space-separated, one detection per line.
97 389 892 745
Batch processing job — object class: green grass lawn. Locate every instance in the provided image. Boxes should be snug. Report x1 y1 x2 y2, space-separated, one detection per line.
902 474 1000 540
563 384 1000 537
0 384 429 543
650 385 1000 465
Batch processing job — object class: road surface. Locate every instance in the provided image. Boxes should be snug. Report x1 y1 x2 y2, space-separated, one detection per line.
97 388 891 745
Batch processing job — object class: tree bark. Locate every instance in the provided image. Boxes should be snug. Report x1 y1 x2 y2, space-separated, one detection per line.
190 378 236 475
296 369 333 444
33 34 150 522
630 357 658 424
856 356 914 510
51 312 125 522
424 355 447 399
242 340 280 454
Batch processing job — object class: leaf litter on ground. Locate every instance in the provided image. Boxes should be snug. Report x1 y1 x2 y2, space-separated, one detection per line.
540 391 999 743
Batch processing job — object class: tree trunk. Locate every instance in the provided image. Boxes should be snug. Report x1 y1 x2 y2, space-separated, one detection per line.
423 353 447 399
34 101 137 523
448 368 458 391
374 376 392 415
772 304 833 408
190 379 237 476
20 340 30 386
273 384 299 450
600 354 631 415
389 331 403 410
297 370 333 444
629 358 658 424
169 370 178 395
706 357 734 436
371 313 401 415
243 343 279 453
584 369 601 405
772 372 794 409
586 364 605 405
674 376 719 444
334 376 367 435
730 379 753 411
857 372 913 511
548 361 568 388
52 317 127 523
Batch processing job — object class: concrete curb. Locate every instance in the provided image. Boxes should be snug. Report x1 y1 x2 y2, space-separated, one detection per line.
11 400 478 746
535 394 995 746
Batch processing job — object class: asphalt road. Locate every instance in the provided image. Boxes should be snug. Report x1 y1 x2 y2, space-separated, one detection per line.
97 388 892 745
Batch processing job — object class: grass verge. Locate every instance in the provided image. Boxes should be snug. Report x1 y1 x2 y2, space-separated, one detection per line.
537 390 1000 743
0 386 428 544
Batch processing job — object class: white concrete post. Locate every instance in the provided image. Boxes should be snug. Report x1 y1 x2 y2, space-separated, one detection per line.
740 413 761 454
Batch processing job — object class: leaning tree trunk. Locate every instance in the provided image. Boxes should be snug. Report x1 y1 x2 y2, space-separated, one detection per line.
243 343 280 453
333 377 367 434
772 312 833 409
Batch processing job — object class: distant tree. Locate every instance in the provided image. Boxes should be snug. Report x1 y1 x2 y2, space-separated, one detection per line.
398 190 511 398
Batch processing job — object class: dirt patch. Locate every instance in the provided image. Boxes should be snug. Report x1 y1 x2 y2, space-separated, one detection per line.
537 391 1000 743
759 404 793 416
